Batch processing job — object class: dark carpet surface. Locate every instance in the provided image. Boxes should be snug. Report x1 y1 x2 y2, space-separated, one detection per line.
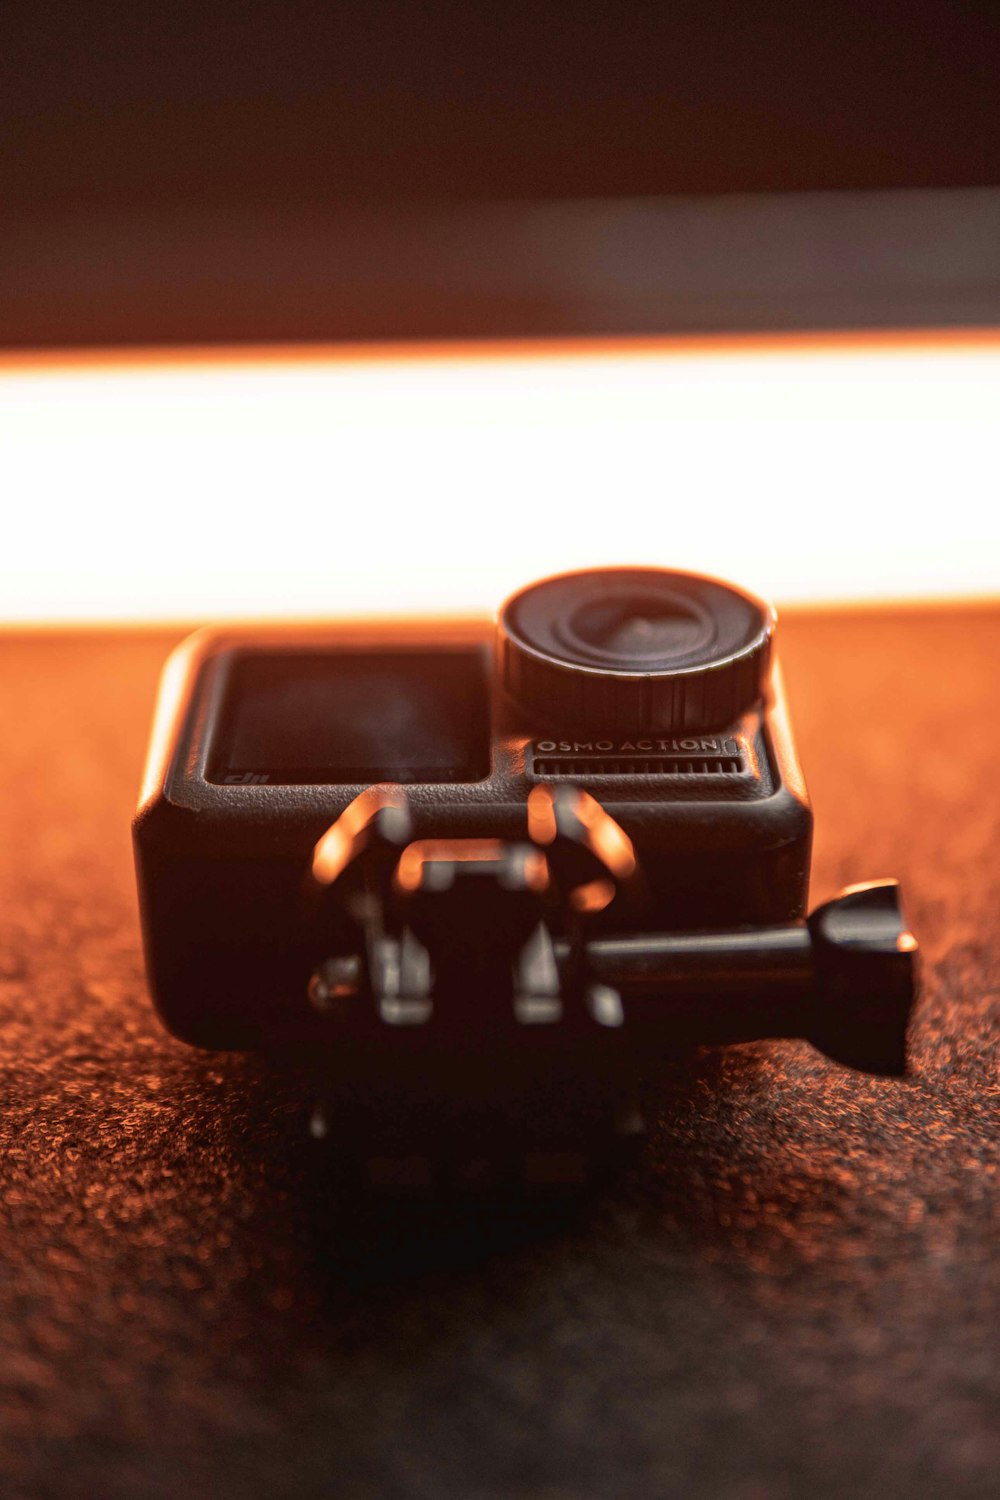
0 607 996 1500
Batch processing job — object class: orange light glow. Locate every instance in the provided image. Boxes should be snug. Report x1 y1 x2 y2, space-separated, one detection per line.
569 878 618 915
528 784 637 881
311 786 407 886
395 839 549 893
3 330 998 623
526 785 559 847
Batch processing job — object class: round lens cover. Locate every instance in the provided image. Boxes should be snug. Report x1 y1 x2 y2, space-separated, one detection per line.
498 568 774 733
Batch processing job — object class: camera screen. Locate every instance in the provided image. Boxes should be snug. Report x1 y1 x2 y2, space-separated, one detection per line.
211 650 491 784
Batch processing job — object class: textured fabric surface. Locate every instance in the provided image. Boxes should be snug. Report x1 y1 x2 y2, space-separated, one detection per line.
0 609 996 1500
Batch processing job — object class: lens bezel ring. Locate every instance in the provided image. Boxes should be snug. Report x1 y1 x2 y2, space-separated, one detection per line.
497 568 776 733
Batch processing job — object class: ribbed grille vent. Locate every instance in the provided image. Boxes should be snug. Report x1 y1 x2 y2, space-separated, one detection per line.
532 755 744 777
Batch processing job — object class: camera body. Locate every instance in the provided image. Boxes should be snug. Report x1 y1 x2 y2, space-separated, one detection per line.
134 569 812 1052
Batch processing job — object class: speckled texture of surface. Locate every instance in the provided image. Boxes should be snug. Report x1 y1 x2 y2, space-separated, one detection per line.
0 609 996 1500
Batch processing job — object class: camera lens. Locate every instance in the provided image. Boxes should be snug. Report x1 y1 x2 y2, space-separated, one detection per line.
559 589 717 668
497 568 774 733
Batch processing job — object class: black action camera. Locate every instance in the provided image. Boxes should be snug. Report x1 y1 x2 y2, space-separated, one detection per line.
134 568 917 1175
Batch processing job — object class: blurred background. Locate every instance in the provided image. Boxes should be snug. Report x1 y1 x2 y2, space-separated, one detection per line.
3 0 998 620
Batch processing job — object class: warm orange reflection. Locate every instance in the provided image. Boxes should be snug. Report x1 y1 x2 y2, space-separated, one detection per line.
528 784 637 881
311 786 407 887
569 877 618 915
395 840 549 893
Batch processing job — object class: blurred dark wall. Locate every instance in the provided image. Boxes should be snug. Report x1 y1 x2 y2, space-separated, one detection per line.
4 1 999 347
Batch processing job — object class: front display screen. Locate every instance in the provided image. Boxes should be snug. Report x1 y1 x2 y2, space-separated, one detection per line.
211 650 491 784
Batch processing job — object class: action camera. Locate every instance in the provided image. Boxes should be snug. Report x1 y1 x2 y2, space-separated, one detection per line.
134 568 917 1174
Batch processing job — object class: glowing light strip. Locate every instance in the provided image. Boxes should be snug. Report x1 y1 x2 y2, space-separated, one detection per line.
2 333 997 622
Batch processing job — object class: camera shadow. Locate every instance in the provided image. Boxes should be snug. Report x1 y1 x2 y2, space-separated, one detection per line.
197 1038 791 1300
